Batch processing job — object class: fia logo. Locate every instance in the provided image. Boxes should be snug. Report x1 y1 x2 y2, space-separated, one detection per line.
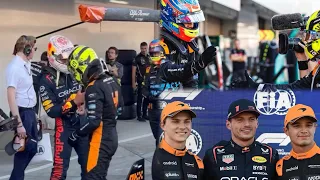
253 87 296 115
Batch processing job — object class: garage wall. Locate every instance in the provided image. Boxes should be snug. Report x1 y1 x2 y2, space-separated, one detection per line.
237 5 259 57
204 15 221 36
0 0 156 113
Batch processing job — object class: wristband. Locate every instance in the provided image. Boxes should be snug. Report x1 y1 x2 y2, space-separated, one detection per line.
298 60 309 70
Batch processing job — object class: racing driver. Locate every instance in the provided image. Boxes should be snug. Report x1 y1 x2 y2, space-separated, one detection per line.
276 104 320 179
39 35 88 180
159 0 206 88
152 101 204 180
203 99 279 180
143 39 216 146
67 45 121 179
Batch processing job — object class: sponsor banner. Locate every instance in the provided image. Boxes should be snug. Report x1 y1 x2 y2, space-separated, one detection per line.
159 89 319 158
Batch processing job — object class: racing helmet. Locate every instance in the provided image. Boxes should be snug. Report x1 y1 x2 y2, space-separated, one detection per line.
303 10 320 60
47 35 74 74
159 0 205 42
67 45 101 86
149 39 169 65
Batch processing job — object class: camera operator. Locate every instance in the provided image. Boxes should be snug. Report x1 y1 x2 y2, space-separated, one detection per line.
232 10 320 91
106 46 123 85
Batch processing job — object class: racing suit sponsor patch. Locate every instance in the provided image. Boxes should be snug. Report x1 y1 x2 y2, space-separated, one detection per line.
308 165 320 168
62 101 72 112
42 100 52 107
44 103 54 111
187 173 197 179
286 166 298 172
42 96 49 101
252 156 267 163
217 148 225 154
220 166 237 171
88 104 96 110
307 175 320 180
164 171 180 179
88 93 96 98
222 154 234 164
253 165 267 171
288 177 300 180
185 162 194 167
39 86 45 92
163 161 177 166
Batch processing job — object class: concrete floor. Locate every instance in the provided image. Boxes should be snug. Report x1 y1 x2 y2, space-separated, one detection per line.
0 119 155 180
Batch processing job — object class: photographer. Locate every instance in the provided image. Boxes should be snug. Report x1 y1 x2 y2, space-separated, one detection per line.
232 10 320 91
106 46 123 85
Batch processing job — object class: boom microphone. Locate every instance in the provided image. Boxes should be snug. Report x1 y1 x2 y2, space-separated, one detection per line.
271 13 303 30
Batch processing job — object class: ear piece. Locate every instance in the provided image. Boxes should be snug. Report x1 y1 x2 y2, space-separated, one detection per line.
23 44 32 56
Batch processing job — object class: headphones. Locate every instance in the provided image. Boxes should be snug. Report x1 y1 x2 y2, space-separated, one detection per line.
21 35 33 56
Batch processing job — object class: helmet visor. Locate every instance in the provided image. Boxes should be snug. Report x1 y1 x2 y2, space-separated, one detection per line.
175 10 205 24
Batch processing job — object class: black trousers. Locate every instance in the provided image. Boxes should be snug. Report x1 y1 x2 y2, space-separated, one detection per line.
9 108 38 180
137 83 148 118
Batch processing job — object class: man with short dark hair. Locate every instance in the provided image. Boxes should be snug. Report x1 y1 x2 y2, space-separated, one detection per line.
230 39 247 82
132 42 150 121
6 35 39 180
106 46 124 85
203 99 279 180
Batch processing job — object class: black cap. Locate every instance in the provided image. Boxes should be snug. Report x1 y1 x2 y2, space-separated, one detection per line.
227 99 260 120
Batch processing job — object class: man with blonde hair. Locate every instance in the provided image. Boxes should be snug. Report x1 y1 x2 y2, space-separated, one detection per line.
6 35 38 180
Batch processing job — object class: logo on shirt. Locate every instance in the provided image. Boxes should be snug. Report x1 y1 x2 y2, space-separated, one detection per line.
187 174 197 179
163 161 177 166
261 148 269 154
185 162 194 167
252 156 267 163
220 166 237 171
253 165 267 171
308 165 320 168
164 172 180 179
217 148 225 154
39 86 45 92
286 166 298 172
288 177 299 180
222 154 234 164
42 100 52 107
307 176 320 180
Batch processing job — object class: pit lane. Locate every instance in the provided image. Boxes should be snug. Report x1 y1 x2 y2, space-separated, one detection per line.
0 119 155 180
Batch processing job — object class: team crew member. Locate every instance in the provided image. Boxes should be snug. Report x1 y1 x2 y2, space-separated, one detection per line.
152 101 204 180
203 99 279 180
232 10 320 91
276 104 320 179
106 46 124 85
143 39 216 146
132 42 150 121
6 35 39 180
230 39 247 81
38 35 88 180
67 45 121 179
